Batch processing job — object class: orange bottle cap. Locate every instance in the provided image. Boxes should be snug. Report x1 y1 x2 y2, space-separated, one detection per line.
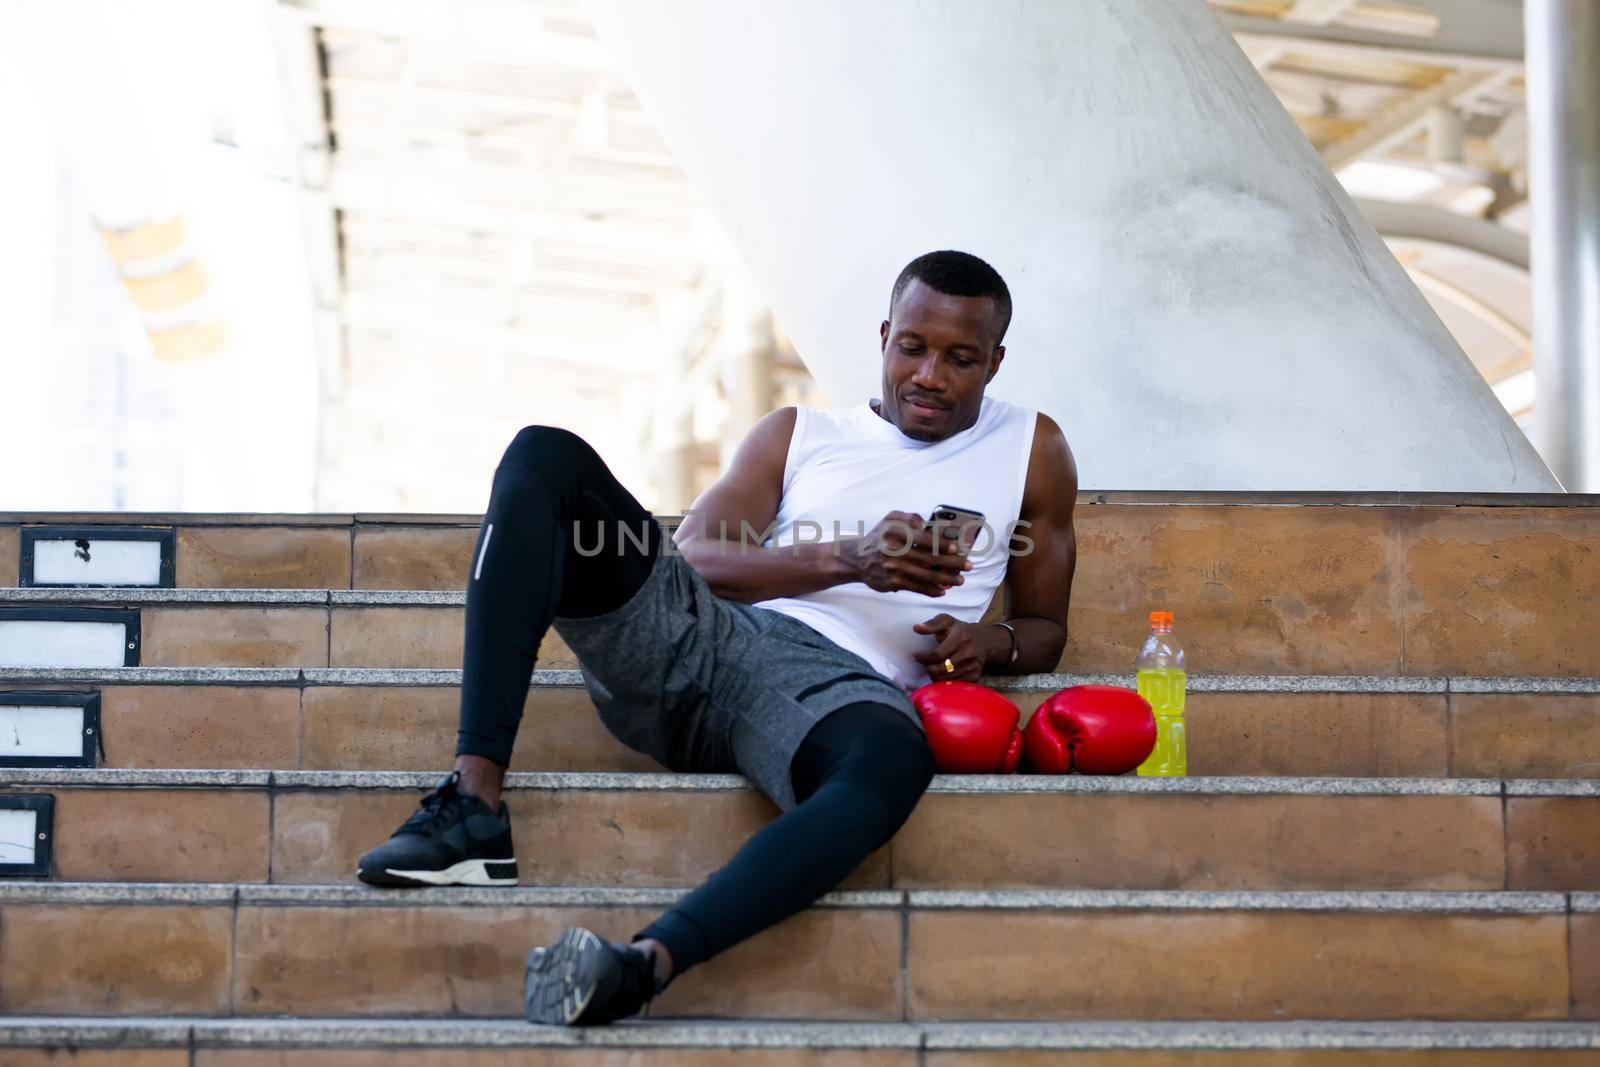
1150 611 1174 625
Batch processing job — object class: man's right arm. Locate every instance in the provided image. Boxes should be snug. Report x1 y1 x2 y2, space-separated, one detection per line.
672 407 858 603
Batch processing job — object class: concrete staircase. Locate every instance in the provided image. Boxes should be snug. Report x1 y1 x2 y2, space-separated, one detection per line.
1 495 1597 1064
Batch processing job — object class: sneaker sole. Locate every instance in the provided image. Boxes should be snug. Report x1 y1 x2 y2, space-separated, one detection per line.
355 857 518 888
524 927 605 1026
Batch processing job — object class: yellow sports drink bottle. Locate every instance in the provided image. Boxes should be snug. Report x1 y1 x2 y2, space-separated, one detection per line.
1135 610 1187 777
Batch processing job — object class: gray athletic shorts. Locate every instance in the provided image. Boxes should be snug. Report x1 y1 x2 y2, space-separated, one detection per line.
551 541 921 810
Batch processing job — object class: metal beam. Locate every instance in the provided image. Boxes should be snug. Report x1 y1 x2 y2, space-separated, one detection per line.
1357 198 1530 268
1321 67 1505 170
1221 11 1524 65
341 293 656 372
1285 0 1359 25
332 202 709 266
278 0 614 68
326 167 709 256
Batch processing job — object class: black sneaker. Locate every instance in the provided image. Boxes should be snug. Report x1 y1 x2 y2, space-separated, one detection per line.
523 927 665 1026
356 771 517 887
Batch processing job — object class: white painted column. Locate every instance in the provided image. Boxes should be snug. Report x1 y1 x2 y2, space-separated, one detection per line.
648 286 701 514
718 264 776 471
585 0 1559 492
274 11 348 511
1525 0 1600 492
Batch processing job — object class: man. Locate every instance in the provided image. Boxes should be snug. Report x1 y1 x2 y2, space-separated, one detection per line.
357 249 1079 1025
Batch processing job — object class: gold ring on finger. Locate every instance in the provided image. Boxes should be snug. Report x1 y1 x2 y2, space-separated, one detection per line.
943 658 956 674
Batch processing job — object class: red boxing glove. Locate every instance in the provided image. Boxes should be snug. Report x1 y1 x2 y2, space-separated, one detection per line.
1024 685 1156 775
911 681 1023 774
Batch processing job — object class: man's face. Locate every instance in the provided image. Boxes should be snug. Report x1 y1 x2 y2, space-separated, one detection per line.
877 278 1006 442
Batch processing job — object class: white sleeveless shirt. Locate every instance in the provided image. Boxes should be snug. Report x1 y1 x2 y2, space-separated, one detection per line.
753 394 1038 691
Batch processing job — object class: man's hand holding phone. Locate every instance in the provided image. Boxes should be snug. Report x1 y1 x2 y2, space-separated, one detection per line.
841 510 973 596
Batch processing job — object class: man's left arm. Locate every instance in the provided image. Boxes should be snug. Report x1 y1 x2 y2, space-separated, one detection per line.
911 412 1077 681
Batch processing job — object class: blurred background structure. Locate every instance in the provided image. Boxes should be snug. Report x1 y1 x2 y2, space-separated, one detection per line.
0 0 1595 511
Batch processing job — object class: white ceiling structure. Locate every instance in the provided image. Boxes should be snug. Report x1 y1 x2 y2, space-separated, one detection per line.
275 0 1542 505
1214 0 1537 426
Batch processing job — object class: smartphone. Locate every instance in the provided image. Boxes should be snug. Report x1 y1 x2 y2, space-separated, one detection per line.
928 504 985 556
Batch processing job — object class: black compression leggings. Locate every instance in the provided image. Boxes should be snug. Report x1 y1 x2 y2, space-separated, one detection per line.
638 700 934 977
456 425 663 765
457 425 934 976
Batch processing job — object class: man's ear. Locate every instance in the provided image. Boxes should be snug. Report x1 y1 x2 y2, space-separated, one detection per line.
880 319 891 352
986 345 1006 384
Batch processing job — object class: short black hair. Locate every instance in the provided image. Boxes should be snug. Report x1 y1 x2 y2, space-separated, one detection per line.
888 250 1012 346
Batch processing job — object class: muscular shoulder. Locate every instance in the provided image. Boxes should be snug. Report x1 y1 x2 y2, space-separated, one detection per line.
721 405 799 500
744 406 799 481
678 406 798 546
1021 411 1078 519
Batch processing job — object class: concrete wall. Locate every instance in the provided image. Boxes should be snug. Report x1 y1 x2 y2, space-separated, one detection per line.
586 0 1560 492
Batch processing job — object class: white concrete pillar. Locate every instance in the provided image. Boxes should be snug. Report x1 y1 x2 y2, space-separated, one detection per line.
11 0 226 365
649 286 701 514
718 265 776 470
1525 0 1600 492
1426 107 1466 167
585 0 1559 492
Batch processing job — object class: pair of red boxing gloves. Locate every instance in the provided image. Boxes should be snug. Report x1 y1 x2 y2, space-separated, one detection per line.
911 680 1156 774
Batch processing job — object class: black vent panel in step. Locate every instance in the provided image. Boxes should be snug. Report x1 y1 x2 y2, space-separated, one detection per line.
0 794 52 878
20 526 175 588
0 691 101 768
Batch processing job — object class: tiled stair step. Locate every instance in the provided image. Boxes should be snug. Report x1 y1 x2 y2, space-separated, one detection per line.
6 498 1596 680
4 667 1597 779
5 770 1599 891
6 582 1600 684
3 1018 1600 1066
0 587 580 671
0 882 1593 1021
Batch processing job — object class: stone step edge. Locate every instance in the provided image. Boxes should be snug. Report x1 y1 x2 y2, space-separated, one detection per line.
4 588 384 605
2 1017 1598 1052
1 881 1593 914
4 665 1598 694
5 492 1598 524
9 768 1596 797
